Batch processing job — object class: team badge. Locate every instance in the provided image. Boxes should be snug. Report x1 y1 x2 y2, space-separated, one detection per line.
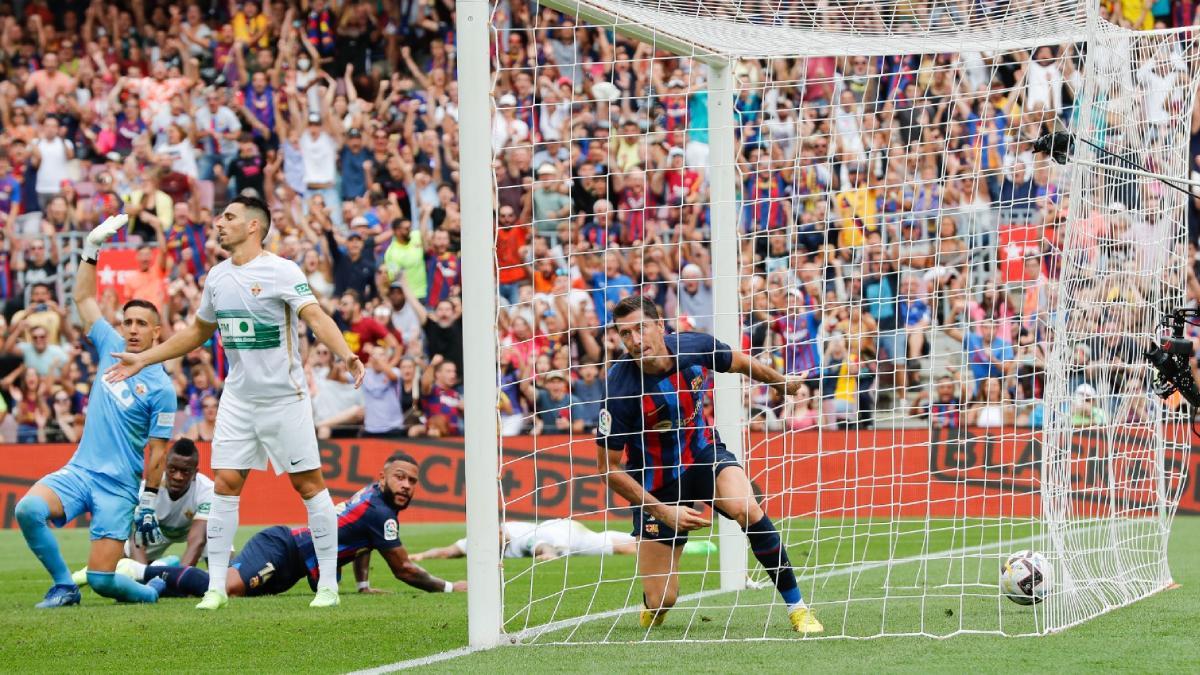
645 523 659 536
135 383 147 396
384 518 398 541
598 409 612 435
250 282 263 297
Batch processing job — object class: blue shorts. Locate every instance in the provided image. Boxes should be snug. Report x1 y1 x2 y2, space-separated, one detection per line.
631 445 742 545
40 464 137 541
232 526 311 597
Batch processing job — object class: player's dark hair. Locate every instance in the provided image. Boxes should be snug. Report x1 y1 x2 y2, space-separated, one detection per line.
170 438 199 459
123 299 162 325
341 288 362 305
385 452 418 467
31 281 52 293
231 194 271 242
612 294 661 322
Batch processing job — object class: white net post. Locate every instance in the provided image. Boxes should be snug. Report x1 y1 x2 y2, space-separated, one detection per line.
458 0 504 649
709 60 750 592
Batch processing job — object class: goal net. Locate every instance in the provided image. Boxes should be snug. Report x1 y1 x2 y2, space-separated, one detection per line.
470 0 1199 643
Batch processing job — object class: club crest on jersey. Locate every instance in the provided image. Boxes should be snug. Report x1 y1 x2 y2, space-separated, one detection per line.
598 409 612 435
384 518 398 541
135 383 147 396
645 523 659 536
691 374 705 391
250 282 263 297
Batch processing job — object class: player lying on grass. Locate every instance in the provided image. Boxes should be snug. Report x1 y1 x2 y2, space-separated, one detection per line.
132 453 467 598
597 295 823 634
72 439 214 586
15 214 176 608
411 518 638 562
106 195 365 610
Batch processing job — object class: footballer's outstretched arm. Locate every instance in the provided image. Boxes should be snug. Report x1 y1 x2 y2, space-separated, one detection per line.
179 516 208 567
378 546 466 592
409 543 466 561
727 350 805 397
106 318 217 382
300 303 365 387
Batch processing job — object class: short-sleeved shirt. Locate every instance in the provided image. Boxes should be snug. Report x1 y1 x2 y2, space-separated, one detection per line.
139 472 214 541
291 483 404 578
197 253 318 404
341 316 389 361
71 321 176 494
597 332 733 491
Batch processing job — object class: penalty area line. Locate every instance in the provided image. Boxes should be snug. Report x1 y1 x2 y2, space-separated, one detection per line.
352 530 1046 672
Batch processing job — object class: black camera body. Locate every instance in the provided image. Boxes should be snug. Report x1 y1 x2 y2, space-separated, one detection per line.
1146 309 1200 409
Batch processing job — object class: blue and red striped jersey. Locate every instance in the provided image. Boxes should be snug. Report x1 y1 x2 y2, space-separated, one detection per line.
773 311 821 375
292 483 404 580
597 332 734 491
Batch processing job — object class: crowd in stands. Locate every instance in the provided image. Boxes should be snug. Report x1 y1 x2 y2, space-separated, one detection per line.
0 0 1196 443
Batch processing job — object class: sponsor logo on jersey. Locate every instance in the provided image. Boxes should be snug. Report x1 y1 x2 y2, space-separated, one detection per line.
384 518 398 541
250 282 263 297
103 378 135 409
196 502 210 515
156 412 174 428
598 409 611 435
215 310 282 349
295 282 312 296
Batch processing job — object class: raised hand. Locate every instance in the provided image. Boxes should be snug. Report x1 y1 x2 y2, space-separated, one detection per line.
83 213 128 261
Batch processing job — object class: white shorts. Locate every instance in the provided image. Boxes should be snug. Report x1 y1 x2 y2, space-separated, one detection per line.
212 394 321 475
542 520 635 557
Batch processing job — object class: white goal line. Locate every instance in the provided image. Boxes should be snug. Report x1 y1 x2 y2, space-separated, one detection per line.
350 530 1049 673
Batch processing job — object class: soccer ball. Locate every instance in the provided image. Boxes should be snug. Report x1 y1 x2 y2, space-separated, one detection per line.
1000 550 1049 605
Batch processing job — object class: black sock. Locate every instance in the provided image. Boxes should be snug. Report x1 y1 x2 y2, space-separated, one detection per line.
744 515 802 606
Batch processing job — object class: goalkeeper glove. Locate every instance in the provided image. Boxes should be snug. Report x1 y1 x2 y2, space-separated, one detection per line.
82 214 128 264
135 488 165 548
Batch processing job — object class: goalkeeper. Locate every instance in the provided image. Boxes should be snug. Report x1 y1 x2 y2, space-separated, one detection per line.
14 215 176 607
597 295 822 634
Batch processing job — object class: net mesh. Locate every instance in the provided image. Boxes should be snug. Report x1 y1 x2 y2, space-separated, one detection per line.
486 0 1198 642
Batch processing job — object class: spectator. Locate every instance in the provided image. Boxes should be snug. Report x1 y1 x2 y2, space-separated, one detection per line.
420 354 463 438
361 344 406 438
336 289 401 363
422 298 463 373
183 394 219 442
326 224 377 301
964 377 1015 429
30 116 74 210
6 324 67 377
382 218 426 300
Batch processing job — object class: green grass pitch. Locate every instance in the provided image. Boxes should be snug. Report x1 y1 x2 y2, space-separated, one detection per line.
0 519 1197 673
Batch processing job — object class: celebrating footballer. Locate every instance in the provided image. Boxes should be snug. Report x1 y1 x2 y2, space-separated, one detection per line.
597 295 823 633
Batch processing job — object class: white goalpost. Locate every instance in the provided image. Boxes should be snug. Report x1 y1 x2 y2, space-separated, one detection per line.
458 0 1198 647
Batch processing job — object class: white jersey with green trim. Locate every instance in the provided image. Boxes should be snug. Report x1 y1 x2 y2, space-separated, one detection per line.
197 253 318 404
138 472 214 541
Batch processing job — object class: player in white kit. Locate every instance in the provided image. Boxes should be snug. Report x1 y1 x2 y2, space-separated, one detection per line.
411 519 638 562
71 439 215 585
107 195 364 609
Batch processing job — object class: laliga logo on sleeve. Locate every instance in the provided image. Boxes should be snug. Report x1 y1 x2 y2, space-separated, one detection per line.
384 519 399 541
598 409 612 435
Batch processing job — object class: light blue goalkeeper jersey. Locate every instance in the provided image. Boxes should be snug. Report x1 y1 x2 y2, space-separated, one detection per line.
67 320 176 498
